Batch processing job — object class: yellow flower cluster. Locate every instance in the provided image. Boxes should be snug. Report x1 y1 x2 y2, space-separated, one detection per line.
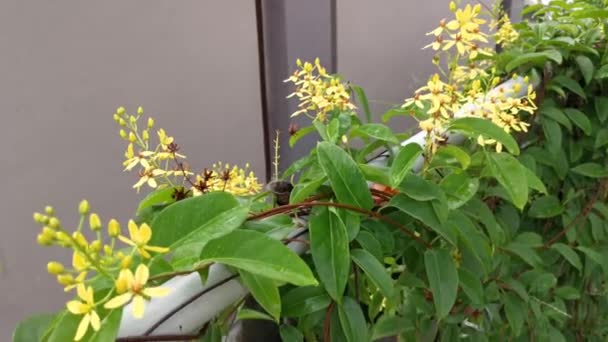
192 162 262 196
495 14 519 46
285 58 356 122
114 106 190 191
403 2 535 155
33 201 169 340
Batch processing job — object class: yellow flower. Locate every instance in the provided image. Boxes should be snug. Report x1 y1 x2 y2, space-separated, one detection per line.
66 284 101 341
118 220 169 258
446 4 485 31
133 167 166 190
72 251 90 272
104 264 170 318
123 143 155 171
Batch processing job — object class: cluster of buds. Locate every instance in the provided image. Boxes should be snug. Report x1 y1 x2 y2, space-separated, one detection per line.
192 162 261 197
33 200 170 340
284 58 356 122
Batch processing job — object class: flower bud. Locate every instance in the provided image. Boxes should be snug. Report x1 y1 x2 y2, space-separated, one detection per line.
147 117 154 128
44 206 54 216
120 255 132 269
103 245 113 256
89 213 101 231
55 231 71 244
116 106 126 115
33 212 44 223
42 226 55 237
115 272 128 294
449 1 456 11
118 118 127 127
128 132 137 143
142 130 149 141
90 240 102 253
119 129 128 139
57 274 74 286
72 232 88 249
137 106 144 115
113 113 120 121
48 217 61 230
78 199 90 215
47 261 65 275
37 233 52 246
108 219 121 237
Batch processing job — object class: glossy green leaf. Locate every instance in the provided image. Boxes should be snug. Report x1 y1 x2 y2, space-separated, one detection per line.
398 174 444 202
575 55 594 85
353 123 398 144
239 270 281 321
571 163 608 178
390 143 423 187
449 117 519 155
595 128 608 148
358 164 390 186
290 176 327 204
528 195 563 218
424 249 458 319
554 286 581 300
46 311 79 342
542 118 562 154
435 145 471 169
563 108 591 135
540 106 572 132
317 142 374 210
440 172 479 209
503 292 526 337
352 85 372 123
12 313 55 342
505 50 562 72
309 207 350 302
505 242 543 267
351 249 394 298
371 315 414 340
594 96 608 123
289 125 316 148
552 243 582 271
136 187 178 216
200 229 317 286
338 297 368 342
281 286 331 317
525 167 547 194
390 194 456 245
450 211 491 272
552 75 586 99
355 230 383 261
577 246 607 272
279 325 304 342
151 192 249 250
236 308 274 321
486 152 528 210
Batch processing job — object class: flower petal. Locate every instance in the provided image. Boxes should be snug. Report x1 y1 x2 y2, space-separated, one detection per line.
135 264 149 285
67 301 87 314
118 235 136 246
128 220 139 240
104 293 133 309
90 311 101 331
138 223 152 244
132 295 146 319
74 314 90 341
76 284 87 302
144 245 169 254
142 286 170 298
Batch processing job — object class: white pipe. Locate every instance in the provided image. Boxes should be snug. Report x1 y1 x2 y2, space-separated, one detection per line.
117 77 532 338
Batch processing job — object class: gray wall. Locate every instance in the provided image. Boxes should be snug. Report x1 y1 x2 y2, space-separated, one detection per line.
0 1 264 338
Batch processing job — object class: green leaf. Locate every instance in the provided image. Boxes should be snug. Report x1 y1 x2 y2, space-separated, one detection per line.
458 268 484 305
358 164 391 186
424 249 458 319
554 286 581 300
372 315 414 340
353 123 398 144
594 96 608 123
239 270 281 321
552 75 586 99
503 292 525 337
398 174 444 202
12 313 55 342
528 195 563 218
281 286 331 317
317 142 374 209
450 211 491 272
595 128 608 148
461 198 504 245
136 187 178 215
440 172 479 209
542 118 562 154
577 246 607 272
279 325 304 342
435 145 471 169
575 55 594 85
596 64 608 80
338 297 368 342
355 231 383 261
351 85 372 123
390 194 456 245
236 308 274 321
89 309 123 342
505 243 543 267
540 106 572 132
487 152 528 210
551 243 582 271
571 163 608 178
563 108 591 135
289 125 316 148
290 176 327 204
46 311 79 342
505 50 562 72
200 229 317 286
449 118 519 155
309 207 350 302
381 107 409 123
151 192 248 250
351 249 394 298
390 143 423 187
525 167 547 194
